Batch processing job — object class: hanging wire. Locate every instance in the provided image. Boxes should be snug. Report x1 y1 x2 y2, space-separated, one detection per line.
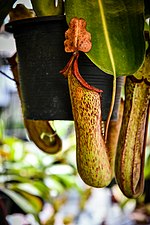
0 70 16 82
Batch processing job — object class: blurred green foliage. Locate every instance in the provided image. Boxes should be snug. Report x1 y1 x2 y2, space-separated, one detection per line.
0 119 84 224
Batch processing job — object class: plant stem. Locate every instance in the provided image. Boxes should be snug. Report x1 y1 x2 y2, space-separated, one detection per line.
104 74 116 142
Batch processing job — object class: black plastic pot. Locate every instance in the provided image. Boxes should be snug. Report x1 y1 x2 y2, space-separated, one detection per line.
5 15 123 121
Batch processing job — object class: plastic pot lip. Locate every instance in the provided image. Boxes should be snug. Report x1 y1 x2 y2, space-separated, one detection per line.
5 15 66 33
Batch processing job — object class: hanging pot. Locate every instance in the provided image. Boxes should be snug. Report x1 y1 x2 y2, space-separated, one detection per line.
5 15 123 121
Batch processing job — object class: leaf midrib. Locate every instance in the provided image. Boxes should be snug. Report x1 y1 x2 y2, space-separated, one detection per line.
98 0 116 76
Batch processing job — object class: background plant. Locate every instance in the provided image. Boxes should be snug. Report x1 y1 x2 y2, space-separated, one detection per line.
0 119 88 224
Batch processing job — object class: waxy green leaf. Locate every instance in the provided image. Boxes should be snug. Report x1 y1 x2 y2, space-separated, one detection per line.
31 0 64 16
65 0 145 76
1 189 43 214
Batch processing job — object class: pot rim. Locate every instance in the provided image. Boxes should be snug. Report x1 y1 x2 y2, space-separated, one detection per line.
5 15 66 33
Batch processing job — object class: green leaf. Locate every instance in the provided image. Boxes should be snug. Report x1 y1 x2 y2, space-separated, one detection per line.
65 0 145 76
53 174 81 191
1 188 43 214
31 0 64 16
44 176 65 193
0 174 30 183
15 181 51 200
2 136 25 161
46 164 75 175
144 146 150 179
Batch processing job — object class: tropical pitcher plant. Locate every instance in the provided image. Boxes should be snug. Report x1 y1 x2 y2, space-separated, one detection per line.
62 0 150 198
1 0 150 198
